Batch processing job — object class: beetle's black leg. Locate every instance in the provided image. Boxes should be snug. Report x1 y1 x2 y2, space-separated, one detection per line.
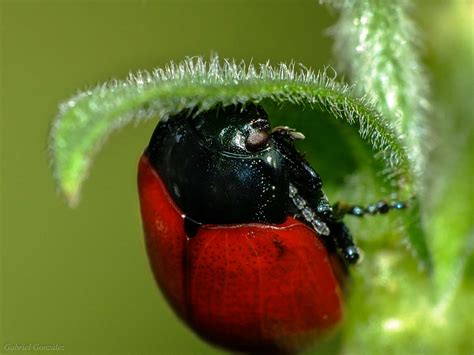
288 183 330 236
272 130 360 264
271 130 325 208
328 221 360 264
333 200 408 219
288 183 360 264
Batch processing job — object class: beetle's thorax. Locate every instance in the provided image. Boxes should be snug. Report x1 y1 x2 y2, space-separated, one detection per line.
145 105 290 225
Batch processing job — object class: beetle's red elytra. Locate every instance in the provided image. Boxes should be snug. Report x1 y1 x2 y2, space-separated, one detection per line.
138 155 344 353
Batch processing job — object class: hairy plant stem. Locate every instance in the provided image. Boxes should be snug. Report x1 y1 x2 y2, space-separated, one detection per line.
324 0 428 184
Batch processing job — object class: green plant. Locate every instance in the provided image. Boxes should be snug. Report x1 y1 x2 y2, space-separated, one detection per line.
48 0 473 353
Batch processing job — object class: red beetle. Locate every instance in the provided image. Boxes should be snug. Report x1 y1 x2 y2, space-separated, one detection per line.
138 104 361 353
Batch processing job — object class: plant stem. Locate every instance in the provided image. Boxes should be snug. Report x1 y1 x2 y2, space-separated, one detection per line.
324 0 428 181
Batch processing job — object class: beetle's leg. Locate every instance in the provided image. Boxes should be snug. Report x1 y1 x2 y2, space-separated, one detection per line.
333 200 408 219
272 130 360 264
271 130 324 205
328 221 360 264
288 183 330 236
288 183 360 264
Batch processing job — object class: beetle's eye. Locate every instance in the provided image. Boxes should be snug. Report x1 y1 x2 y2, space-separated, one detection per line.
245 130 270 151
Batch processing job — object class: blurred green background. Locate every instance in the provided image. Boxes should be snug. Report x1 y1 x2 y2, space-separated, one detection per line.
1 1 334 354
1 1 472 354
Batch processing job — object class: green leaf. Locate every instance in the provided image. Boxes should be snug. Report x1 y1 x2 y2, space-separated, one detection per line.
324 0 429 179
49 55 429 268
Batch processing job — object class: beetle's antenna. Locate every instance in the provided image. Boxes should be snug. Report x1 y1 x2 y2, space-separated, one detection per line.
333 199 408 219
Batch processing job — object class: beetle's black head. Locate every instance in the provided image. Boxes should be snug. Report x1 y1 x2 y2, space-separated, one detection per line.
145 103 289 226
192 103 271 155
